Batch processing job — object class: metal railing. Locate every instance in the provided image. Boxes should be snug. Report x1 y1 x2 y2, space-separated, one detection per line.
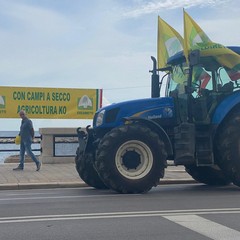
0 134 79 157
53 134 78 157
0 136 42 153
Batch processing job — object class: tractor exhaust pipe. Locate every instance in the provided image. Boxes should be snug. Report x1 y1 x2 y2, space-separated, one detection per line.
150 56 160 98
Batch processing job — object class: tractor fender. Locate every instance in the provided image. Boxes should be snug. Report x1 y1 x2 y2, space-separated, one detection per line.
123 117 173 156
212 91 240 124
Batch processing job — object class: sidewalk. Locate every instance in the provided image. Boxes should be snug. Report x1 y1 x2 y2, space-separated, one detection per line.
0 163 195 190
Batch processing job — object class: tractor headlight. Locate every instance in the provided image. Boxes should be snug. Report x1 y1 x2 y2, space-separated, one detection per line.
96 110 105 127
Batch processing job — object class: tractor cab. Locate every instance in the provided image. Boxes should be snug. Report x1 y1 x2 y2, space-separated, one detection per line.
151 47 240 166
157 47 240 125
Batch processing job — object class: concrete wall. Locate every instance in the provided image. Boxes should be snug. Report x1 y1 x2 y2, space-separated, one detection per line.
39 128 78 164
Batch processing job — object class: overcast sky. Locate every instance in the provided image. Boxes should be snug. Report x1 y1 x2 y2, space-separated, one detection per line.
0 0 239 131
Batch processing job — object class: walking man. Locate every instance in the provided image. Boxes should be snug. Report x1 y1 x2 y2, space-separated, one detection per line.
13 110 41 171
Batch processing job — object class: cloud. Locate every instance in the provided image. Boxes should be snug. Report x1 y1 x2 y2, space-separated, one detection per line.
0 1 154 91
0 1 90 85
122 0 231 18
0 1 74 35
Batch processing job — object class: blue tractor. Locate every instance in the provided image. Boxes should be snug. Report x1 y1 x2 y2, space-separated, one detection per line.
76 47 240 193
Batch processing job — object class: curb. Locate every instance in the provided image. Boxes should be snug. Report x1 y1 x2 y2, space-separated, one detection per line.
0 182 87 190
0 179 196 190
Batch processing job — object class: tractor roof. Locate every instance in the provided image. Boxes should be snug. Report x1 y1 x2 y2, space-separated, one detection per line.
167 46 240 65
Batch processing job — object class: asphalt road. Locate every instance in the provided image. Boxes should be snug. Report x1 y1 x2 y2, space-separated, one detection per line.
0 183 240 240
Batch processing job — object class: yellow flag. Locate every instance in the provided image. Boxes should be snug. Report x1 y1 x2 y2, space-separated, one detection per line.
183 10 240 70
157 16 183 68
183 10 211 51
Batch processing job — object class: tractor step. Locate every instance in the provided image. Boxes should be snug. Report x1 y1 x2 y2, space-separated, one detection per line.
195 125 214 166
174 123 195 165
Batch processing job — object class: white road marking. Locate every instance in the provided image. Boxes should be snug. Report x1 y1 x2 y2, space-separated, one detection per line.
0 208 240 224
164 214 240 240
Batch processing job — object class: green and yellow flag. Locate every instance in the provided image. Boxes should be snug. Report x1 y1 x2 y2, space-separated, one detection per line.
183 10 211 58
157 16 183 68
183 10 240 70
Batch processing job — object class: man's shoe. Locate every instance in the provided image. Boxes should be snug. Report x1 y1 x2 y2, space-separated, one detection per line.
36 162 42 171
13 166 23 171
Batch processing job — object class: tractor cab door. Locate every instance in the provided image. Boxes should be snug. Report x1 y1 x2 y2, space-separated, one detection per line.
190 64 236 124
166 64 197 165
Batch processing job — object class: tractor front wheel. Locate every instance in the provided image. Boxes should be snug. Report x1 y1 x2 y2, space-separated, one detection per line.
95 124 167 194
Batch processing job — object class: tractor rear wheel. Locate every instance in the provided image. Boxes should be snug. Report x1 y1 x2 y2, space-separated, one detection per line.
216 111 240 187
185 165 231 185
75 147 108 189
95 124 167 194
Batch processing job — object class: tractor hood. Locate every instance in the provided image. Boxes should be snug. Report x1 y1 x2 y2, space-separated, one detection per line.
93 97 175 129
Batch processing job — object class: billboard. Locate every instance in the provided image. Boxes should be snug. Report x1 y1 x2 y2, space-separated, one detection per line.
0 86 102 119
